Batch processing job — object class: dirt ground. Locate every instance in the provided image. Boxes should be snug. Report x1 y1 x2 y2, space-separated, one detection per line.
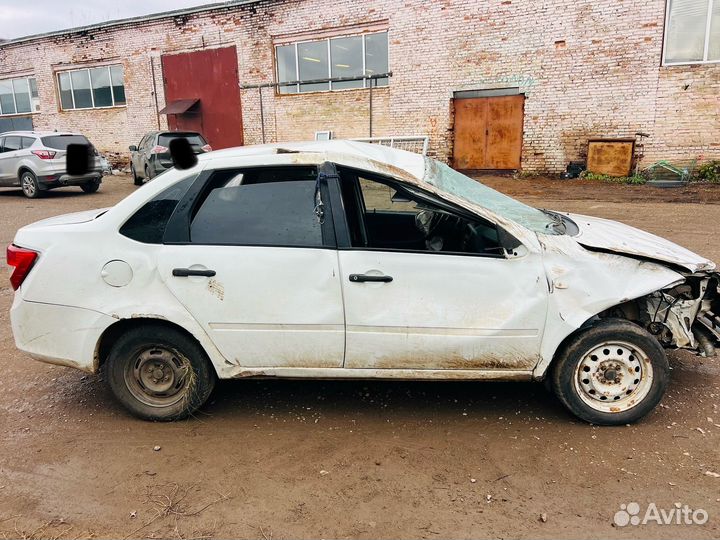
1 174 720 540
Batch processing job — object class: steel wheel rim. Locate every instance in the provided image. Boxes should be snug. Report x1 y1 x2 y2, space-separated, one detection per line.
22 174 35 196
573 340 654 413
124 346 193 408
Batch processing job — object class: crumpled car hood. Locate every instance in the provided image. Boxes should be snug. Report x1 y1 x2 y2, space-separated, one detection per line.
566 213 715 273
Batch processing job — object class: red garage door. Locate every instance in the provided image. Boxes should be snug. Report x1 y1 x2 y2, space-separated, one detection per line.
161 46 243 150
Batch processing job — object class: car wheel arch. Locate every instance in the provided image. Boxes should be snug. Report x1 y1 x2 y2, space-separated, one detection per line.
17 166 34 180
95 316 221 376
534 299 664 380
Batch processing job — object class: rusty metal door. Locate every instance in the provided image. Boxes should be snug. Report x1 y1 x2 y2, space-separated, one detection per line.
453 95 524 170
161 46 243 150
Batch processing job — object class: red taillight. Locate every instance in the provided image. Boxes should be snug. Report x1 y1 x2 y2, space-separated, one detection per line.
151 145 169 154
31 150 56 160
7 244 38 290
201 144 212 152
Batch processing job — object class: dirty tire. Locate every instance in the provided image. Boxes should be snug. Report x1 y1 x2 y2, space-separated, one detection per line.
551 319 668 425
131 164 142 186
20 170 42 199
80 180 100 193
106 325 216 421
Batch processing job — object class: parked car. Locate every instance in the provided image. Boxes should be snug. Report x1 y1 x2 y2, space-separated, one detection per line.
129 131 211 185
0 131 103 198
8 141 720 423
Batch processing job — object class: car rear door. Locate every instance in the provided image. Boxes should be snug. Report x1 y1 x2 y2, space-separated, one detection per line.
0 136 22 185
157 165 346 368
0 137 7 183
329 166 548 372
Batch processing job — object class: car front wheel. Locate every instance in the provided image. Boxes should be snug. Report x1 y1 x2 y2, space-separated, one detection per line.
551 319 669 425
106 325 216 421
131 163 142 186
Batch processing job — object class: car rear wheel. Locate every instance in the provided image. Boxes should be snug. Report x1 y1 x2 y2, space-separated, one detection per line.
106 325 216 421
80 180 100 193
551 319 669 425
20 171 42 199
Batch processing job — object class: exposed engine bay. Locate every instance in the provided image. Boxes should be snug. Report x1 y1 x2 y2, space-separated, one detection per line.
600 273 720 357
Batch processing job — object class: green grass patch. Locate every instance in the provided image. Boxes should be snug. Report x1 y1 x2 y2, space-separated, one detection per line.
580 171 647 185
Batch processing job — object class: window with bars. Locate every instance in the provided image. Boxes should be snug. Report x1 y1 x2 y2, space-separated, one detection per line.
275 31 389 94
57 65 126 110
664 0 720 64
0 77 39 116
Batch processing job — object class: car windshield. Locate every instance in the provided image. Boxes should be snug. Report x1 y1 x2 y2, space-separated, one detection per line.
423 159 562 235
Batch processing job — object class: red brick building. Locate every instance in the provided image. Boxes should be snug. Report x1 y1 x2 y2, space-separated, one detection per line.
0 0 718 172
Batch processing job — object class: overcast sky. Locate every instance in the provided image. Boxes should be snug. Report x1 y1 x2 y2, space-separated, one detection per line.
0 0 221 40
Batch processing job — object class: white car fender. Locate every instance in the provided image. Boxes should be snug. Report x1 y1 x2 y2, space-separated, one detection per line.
534 234 684 378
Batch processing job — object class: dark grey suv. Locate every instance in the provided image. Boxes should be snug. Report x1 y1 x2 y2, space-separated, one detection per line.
129 131 211 185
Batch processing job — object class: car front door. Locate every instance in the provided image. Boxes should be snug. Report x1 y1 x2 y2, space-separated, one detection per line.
157 165 345 369
132 135 148 173
331 167 548 372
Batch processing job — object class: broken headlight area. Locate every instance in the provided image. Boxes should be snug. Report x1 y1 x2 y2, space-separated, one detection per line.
602 274 720 357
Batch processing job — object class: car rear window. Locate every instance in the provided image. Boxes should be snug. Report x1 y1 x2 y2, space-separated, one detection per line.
158 133 206 147
41 134 91 150
119 175 195 244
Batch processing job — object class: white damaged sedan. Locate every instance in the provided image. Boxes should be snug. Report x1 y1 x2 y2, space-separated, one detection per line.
8 141 720 423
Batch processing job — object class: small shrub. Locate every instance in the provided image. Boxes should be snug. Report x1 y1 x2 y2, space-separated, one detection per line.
695 160 720 184
580 171 647 185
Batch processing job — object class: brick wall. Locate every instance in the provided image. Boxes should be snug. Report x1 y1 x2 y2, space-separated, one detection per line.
0 0 717 172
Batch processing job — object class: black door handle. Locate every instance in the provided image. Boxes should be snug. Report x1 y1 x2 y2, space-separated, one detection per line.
349 273 393 283
172 268 216 277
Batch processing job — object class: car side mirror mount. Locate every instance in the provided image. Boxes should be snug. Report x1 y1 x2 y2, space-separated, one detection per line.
128 145 137 151
497 227 523 255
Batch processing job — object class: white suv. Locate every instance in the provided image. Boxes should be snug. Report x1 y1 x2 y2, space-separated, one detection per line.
0 131 103 198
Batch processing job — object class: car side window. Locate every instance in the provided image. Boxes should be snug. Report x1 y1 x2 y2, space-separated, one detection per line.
338 167 503 256
21 137 35 149
119 175 195 243
3 136 21 152
0 138 4 153
190 166 328 247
